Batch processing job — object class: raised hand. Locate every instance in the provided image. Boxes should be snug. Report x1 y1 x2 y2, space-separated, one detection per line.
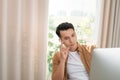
60 42 69 63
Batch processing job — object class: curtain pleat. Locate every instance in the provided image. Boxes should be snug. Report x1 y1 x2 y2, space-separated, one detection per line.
98 0 120 48
0 0 48 80
112 0 120 47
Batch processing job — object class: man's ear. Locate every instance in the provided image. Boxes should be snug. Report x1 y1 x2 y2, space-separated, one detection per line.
59 38 64 44
59 38 61 42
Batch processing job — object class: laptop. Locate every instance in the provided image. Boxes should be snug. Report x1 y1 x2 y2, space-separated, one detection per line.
90 48 120 80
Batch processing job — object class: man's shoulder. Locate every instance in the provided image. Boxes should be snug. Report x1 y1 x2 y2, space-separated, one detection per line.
77 43 96 53
52 51 61 65
53 51 60 60
78 44 96 48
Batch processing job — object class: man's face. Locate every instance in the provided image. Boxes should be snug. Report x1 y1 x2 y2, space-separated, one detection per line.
60 29 77 51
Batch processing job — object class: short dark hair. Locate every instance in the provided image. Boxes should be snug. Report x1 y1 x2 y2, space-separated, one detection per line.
56 22 75 38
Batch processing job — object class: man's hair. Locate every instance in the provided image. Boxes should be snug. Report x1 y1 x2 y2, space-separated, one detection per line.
56 22 75 38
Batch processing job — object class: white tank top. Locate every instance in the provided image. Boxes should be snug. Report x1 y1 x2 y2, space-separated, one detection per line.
67 51 89 80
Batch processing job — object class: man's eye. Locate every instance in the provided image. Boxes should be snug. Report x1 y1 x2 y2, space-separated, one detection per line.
65 37 69 40
72 34 75 37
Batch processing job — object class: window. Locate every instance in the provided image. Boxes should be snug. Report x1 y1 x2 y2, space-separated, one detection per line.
47 0 99 79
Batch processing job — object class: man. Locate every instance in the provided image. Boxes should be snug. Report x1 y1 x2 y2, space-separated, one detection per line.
52 22 96 80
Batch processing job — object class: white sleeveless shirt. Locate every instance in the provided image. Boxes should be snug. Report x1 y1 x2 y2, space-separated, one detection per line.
67 51 89 80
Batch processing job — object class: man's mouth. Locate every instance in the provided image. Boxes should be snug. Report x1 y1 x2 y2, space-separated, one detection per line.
70 44 74 47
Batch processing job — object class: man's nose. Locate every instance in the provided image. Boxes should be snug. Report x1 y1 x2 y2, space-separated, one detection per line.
69 38 73 43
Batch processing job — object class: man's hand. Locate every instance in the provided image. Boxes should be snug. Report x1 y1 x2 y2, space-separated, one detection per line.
52 42 69 80
60 42 69 62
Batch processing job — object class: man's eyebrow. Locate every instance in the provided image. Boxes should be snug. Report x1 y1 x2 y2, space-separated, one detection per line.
64 36 69 38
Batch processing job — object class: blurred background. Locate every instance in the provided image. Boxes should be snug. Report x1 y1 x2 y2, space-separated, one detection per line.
0 0 120 80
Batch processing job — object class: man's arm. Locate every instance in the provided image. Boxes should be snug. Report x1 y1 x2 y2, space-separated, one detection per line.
52 56 66 80
52 42 69 80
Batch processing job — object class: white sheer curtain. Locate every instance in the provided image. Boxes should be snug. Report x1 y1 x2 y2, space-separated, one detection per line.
0 0 48 80
98 0 120 48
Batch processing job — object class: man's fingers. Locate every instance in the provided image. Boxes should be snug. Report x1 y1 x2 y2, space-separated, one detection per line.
60 41 64 48
60 42 67 50
64 47 69 55
67 47 70 50
65 47 69 51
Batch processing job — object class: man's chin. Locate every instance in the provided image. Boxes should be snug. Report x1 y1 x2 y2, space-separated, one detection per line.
69 44 77 51
69 47 75 51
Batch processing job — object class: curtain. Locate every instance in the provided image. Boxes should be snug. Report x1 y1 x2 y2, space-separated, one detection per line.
98 0 120 48
0 0 48 80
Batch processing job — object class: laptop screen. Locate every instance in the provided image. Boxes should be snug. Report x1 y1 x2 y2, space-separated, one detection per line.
90 48 120 80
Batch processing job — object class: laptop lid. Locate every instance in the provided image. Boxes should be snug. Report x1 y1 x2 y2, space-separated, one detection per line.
90 48 120 80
